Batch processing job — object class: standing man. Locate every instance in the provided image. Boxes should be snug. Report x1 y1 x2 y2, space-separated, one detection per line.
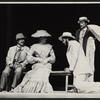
0 33 29 92
75 16 96 82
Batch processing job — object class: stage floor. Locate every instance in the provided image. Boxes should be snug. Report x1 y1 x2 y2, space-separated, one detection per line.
0 91 100 98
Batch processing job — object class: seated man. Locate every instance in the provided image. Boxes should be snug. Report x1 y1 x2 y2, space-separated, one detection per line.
0 33 29 92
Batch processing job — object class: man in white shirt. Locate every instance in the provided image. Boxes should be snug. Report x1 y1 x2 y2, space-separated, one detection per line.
0 33 29 92
75 17 96 82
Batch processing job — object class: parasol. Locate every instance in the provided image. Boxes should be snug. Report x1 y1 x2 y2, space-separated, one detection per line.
88 24 100 41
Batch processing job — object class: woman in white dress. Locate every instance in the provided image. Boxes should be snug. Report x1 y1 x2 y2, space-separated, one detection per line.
11 30 56 93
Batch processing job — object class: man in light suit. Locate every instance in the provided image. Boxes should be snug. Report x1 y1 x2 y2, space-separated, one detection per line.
59 32 100 93
0 33 29 92
75 16 96 82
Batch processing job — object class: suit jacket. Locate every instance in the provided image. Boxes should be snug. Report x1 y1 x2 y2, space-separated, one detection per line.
6 45 29 68
75 27 95 72
67 40 93 76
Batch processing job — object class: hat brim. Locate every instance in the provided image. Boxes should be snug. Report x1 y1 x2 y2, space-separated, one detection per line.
59 36 75 41
78 20 90 23
16 37 26 40
31 35 52 38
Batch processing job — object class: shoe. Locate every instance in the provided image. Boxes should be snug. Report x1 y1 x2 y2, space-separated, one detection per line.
10 87 14 92
11 87 14 89
9 89 14 92
68 88 78 93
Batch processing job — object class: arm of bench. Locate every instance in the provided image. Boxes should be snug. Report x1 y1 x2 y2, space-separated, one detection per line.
50 71 71 75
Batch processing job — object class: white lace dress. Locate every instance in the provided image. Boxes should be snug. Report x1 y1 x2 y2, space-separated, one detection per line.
11 43 56 93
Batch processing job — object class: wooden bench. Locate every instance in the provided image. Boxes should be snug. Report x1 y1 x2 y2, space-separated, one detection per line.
50 71 71 92
7 70 72 92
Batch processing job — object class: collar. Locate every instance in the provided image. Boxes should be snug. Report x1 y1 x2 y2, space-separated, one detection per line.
17 45 24 51
81 27 87 31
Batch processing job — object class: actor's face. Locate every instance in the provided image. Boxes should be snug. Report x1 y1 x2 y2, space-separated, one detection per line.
62 38 68 45
79 21 87 29
17 39 25 46
39 37 47 44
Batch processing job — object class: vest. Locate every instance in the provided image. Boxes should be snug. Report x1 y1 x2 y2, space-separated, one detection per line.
75 27 95 55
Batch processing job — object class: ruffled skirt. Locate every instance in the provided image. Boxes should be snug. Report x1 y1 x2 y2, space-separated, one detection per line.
11 64 53 93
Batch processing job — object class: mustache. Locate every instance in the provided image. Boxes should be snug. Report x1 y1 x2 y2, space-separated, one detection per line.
20 41 25 43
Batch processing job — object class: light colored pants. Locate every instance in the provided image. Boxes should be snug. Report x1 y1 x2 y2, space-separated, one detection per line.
0 66 23 90
74 74 100 93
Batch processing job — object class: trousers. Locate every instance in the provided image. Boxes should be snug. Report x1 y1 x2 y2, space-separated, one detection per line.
74 74 100 93
0 66 23 91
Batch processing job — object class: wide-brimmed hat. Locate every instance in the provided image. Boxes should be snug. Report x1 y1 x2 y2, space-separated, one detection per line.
78 16 90 23
31 30 51 38
16 33 26 41
59 32 75 41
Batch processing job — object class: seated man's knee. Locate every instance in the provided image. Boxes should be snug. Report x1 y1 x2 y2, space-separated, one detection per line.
2 69 9 75
15 68 22 75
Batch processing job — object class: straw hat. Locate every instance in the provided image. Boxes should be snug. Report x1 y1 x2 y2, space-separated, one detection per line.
59 32 75 41
78 16 90 23
31 30 51 38
16 33 26 41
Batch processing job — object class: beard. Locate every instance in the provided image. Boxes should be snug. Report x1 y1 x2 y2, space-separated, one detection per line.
63 41 68 50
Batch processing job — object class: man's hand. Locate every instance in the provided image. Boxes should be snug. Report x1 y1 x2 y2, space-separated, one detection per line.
14 62 22 69
8 64 13 68
64 67 73 74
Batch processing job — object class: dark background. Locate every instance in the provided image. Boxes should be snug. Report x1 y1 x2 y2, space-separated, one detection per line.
0 4 100 90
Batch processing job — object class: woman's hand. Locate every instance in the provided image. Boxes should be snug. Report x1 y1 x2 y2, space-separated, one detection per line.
36 58 44 63
42 59 48 65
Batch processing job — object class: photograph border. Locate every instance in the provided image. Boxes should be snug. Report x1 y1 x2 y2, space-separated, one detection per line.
0 1 100 99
